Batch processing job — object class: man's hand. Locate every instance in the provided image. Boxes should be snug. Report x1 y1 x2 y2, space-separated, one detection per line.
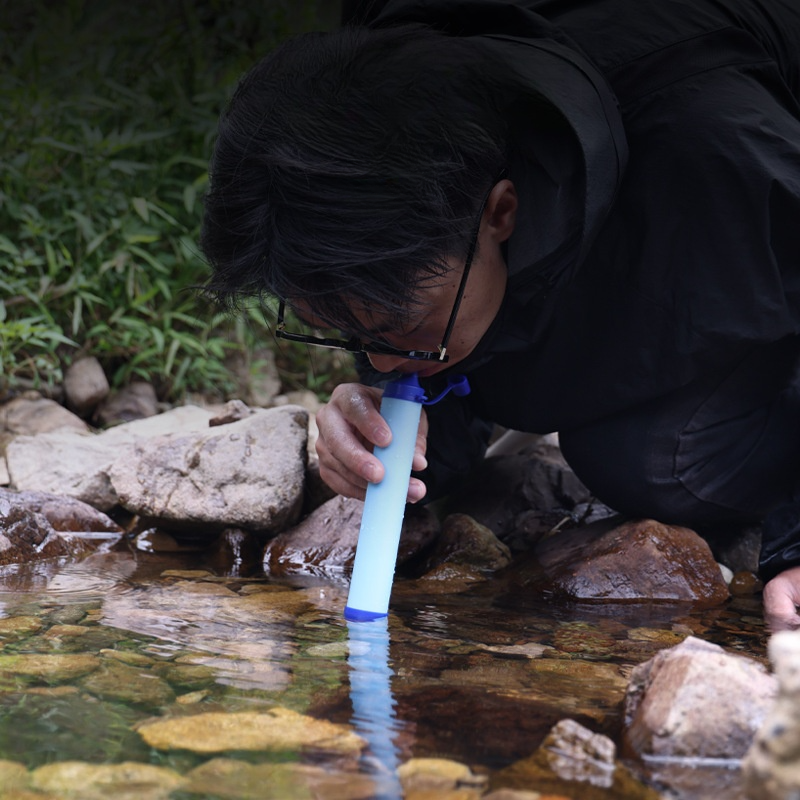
763 566 800 631
315 382 429 502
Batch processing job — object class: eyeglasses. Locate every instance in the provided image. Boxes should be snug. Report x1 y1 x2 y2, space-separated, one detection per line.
275 171 506 363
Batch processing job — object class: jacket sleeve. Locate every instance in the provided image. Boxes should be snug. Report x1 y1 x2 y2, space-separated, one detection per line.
354 354 494 501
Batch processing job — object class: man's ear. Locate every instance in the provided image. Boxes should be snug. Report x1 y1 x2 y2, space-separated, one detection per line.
485 179 518 243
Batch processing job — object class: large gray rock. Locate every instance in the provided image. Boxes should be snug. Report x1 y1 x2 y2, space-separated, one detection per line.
624 636 777 760
6 406 216 510
744 630 800 799
109 405 308 533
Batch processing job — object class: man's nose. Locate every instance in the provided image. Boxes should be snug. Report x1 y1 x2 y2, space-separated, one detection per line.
367 352 410 373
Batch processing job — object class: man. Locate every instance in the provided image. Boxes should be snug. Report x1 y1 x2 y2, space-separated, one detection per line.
201 0 800 625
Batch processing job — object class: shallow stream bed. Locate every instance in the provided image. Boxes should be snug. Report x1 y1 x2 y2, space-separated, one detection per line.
0 541 768 799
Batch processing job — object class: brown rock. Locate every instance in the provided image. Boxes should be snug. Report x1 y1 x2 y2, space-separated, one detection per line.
94 381 159 427
624 636 777 759
0 396 88 436
522 518 730 605
263 495 439 577
63 356 109 417
422 513 512 573
0 488 122 534
0 495 84 566
208 399 253 427
494 718 662 799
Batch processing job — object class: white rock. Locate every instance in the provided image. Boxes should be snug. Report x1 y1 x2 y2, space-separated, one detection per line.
6 406 215 510
109 405 308 531
624 636 777 760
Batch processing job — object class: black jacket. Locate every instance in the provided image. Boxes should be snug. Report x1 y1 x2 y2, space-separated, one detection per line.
348 1 800 515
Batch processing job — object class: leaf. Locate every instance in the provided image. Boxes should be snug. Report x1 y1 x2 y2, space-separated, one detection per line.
132 197 150 222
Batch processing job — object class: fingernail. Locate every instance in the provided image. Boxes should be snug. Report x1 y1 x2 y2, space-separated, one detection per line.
373 426 391 447
408 481 425 503
364 463 381 483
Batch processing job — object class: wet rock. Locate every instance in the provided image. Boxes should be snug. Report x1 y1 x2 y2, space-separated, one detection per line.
263 495 439 578
494 718 662 799
6 405 215 510
624 635 777 759
552 621 616 657
0 653 100 682
208 527 263 575
0 395 88 436
517 518 730 605
730 570 763 596
80 660 175 707
398 757 488 793
63 356 109 418
0 494 90 566
30 761 186 800
150 661 217 691
0 488 122 534
184 757 377 800
94 381 159 427
0 616 44 638
110 405 308 532
422 514 512 573
743 630 800 798
137 707 365 755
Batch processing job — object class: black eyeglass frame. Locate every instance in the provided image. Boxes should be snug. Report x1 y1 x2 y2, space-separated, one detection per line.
275 170 508 363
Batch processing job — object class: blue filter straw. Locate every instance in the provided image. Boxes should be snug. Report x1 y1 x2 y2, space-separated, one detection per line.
344 373 469 621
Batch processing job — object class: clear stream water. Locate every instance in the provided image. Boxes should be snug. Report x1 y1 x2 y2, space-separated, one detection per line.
0 539 768 799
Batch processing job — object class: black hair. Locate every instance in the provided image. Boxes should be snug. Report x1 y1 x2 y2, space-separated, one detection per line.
200 23 511 335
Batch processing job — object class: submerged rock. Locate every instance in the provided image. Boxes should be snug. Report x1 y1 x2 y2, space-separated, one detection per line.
397 757 488 793
110 405 308 532
137 708 365 755
0 759 29 793
516 518 730 605
494 718 662 799
0 653 100 682
30 761 186 800
184 757 377 800
624 635 776 759
80 660 175 707
743 630 800 799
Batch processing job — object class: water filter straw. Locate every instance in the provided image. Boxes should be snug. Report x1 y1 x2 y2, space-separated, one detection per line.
344 373 469 622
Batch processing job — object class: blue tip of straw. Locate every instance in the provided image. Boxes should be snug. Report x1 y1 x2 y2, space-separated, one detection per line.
344 606 388 622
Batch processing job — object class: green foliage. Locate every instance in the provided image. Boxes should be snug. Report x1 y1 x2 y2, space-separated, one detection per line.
0 0 350 401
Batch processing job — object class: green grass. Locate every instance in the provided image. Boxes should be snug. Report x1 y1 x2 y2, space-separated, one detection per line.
0 0 354 402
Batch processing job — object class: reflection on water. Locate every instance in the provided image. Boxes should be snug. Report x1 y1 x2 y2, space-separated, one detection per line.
347 617 404 800
0 546 770 799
